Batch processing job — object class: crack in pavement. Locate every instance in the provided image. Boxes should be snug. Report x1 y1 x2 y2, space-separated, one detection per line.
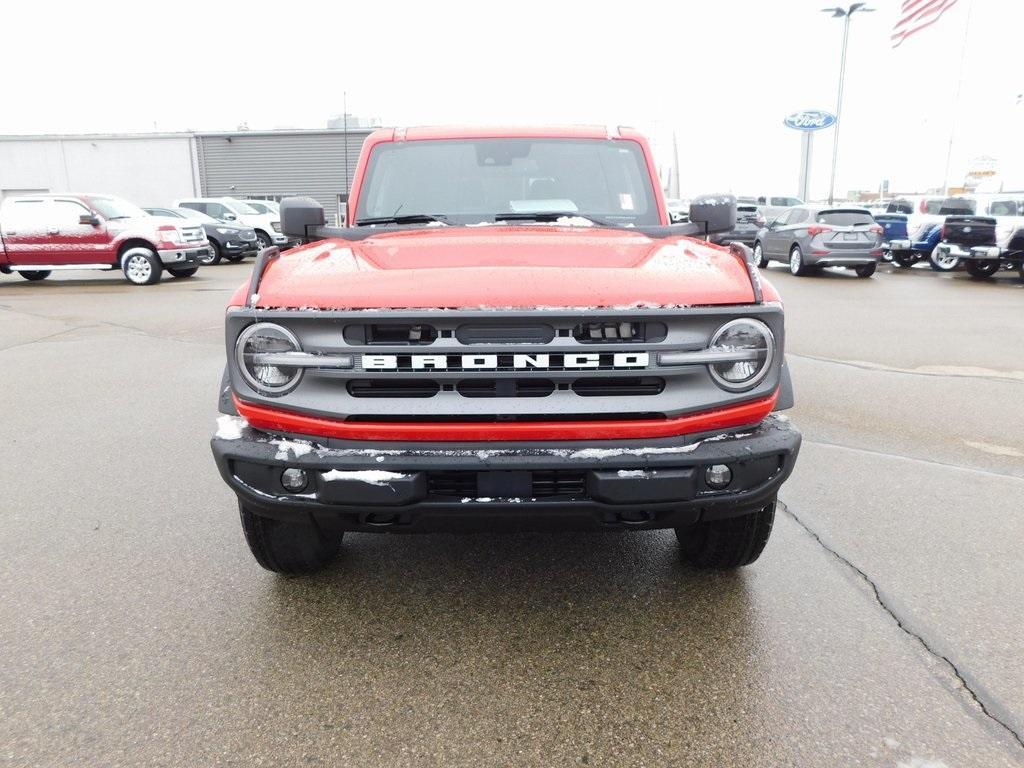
0 324 101 353
780 501 1024 756
804 439 1024 483
789 352 1024 385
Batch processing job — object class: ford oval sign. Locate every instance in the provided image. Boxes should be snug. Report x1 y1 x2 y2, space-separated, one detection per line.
784 110 836 131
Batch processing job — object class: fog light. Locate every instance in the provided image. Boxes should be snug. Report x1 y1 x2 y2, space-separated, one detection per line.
281 468 308 493
705 464 732 490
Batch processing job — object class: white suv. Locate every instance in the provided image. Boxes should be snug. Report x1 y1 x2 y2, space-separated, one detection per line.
174 197 291 249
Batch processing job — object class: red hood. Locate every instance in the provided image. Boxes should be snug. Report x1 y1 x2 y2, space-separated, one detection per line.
241 226 767 310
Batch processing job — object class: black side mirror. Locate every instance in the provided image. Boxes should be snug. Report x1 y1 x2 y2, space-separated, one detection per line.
688 194 737 237
221 212 237 222
281 196 326 238
79 213 100 226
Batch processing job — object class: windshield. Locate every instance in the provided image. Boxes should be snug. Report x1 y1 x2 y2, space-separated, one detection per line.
245 201 278 214
226 199 260 215
89 196 147 220
356 138 660 226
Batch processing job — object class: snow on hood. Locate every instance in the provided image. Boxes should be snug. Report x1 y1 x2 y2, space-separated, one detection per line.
245 226 759 310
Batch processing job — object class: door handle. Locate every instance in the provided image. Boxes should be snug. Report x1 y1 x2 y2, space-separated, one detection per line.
48 229 60 235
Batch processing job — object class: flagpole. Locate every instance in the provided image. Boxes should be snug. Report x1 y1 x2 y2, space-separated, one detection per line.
940 0 974 195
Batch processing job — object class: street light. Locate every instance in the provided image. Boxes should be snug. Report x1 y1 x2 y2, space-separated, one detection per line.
822 3 874 204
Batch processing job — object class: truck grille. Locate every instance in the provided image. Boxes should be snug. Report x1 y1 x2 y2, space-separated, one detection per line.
180 225 205 243
230 307 784 425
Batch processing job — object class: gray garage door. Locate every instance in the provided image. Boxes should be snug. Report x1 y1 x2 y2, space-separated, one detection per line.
196 130 372 225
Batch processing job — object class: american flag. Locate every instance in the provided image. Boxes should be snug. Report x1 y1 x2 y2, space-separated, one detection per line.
891 0 960 47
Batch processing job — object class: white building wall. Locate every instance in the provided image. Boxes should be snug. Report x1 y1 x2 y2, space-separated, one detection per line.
0 135 200 206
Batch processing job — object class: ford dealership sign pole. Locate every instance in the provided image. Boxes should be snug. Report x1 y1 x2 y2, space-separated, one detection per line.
784 110 836 202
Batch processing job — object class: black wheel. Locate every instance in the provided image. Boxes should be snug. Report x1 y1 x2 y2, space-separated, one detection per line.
199 239 222 266
965 260 999 279
892 251 918 268
1019 262 1024 283
753 241 769 268
167 266 198 278
256 231 273 250
675 500 776 569
789 245 810 276
854 262 877 278
239 503 343 575
121 247 162 285
18 270 51 281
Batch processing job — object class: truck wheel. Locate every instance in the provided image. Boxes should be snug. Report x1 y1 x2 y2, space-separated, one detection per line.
675 500 775 569
256 231 273 250
965 260 999 279
199 240 222 266
239 503 343 575
789 245 810 276
753 242 768 268
121 247 162 285
892 251 918 268
854 262 876 278
930 249 959 272
18 270 51 281
167 266 198 278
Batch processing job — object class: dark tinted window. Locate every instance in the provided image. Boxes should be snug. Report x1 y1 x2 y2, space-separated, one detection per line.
922 199 944 214
815 210 874 226
938 198 975 215
987 200 1019 216
887 199 914 214
357 138 659 225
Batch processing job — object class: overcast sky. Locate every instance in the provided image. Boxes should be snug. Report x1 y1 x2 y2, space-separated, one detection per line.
3 0 1019 198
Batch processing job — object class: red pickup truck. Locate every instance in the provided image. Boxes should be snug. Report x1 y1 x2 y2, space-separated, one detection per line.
0 193 210 285
210 126 800 575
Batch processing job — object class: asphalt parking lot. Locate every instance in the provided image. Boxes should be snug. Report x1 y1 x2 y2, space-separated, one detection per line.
1 261 1022 767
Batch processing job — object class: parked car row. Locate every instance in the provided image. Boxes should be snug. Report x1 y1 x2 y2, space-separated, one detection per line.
0 193 297 286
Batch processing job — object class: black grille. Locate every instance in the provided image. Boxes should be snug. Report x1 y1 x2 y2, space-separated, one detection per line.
425 469 587 499
345 323 438 345
572 377 665 397
347 379 440 398
455 324 555 345
457 379 555 398
531 470 587 497
572 321 666 343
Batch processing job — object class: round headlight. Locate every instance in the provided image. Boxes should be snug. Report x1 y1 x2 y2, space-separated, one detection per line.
235 322 303 395
707 318 775 391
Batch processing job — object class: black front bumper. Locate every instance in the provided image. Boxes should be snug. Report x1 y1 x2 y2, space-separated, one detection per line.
211 415 801 533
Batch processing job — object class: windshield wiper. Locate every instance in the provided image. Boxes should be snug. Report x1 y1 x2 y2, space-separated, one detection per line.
355 214 450 226
493 212 613 226
107 215 133 220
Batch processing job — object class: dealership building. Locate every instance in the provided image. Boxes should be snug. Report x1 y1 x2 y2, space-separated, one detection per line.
0 128 373 225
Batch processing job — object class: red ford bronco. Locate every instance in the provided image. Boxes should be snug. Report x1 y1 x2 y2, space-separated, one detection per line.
211 126 800 574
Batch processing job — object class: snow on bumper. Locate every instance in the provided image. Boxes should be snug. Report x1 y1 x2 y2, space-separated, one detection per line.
210 414 801 532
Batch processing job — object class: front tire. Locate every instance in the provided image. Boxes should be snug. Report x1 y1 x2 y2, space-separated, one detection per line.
121 247 162 285
676 500 776 569
255 231 273 250
239 503 343 575
18 270 51 281
854 262 877 278
199 240 222 266
753 241 768 268
167 266 198 278
789 245 810 276
965 260 999 279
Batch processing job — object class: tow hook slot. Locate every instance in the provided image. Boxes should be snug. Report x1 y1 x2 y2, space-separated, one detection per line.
607 510 655 526
361 511 401 527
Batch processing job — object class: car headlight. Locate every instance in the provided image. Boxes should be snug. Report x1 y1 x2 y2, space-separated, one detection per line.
216 227 233 235
707 318 775 391
235 323 303 395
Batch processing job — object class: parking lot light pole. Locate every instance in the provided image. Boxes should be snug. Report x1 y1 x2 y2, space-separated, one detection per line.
822 3 874 205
